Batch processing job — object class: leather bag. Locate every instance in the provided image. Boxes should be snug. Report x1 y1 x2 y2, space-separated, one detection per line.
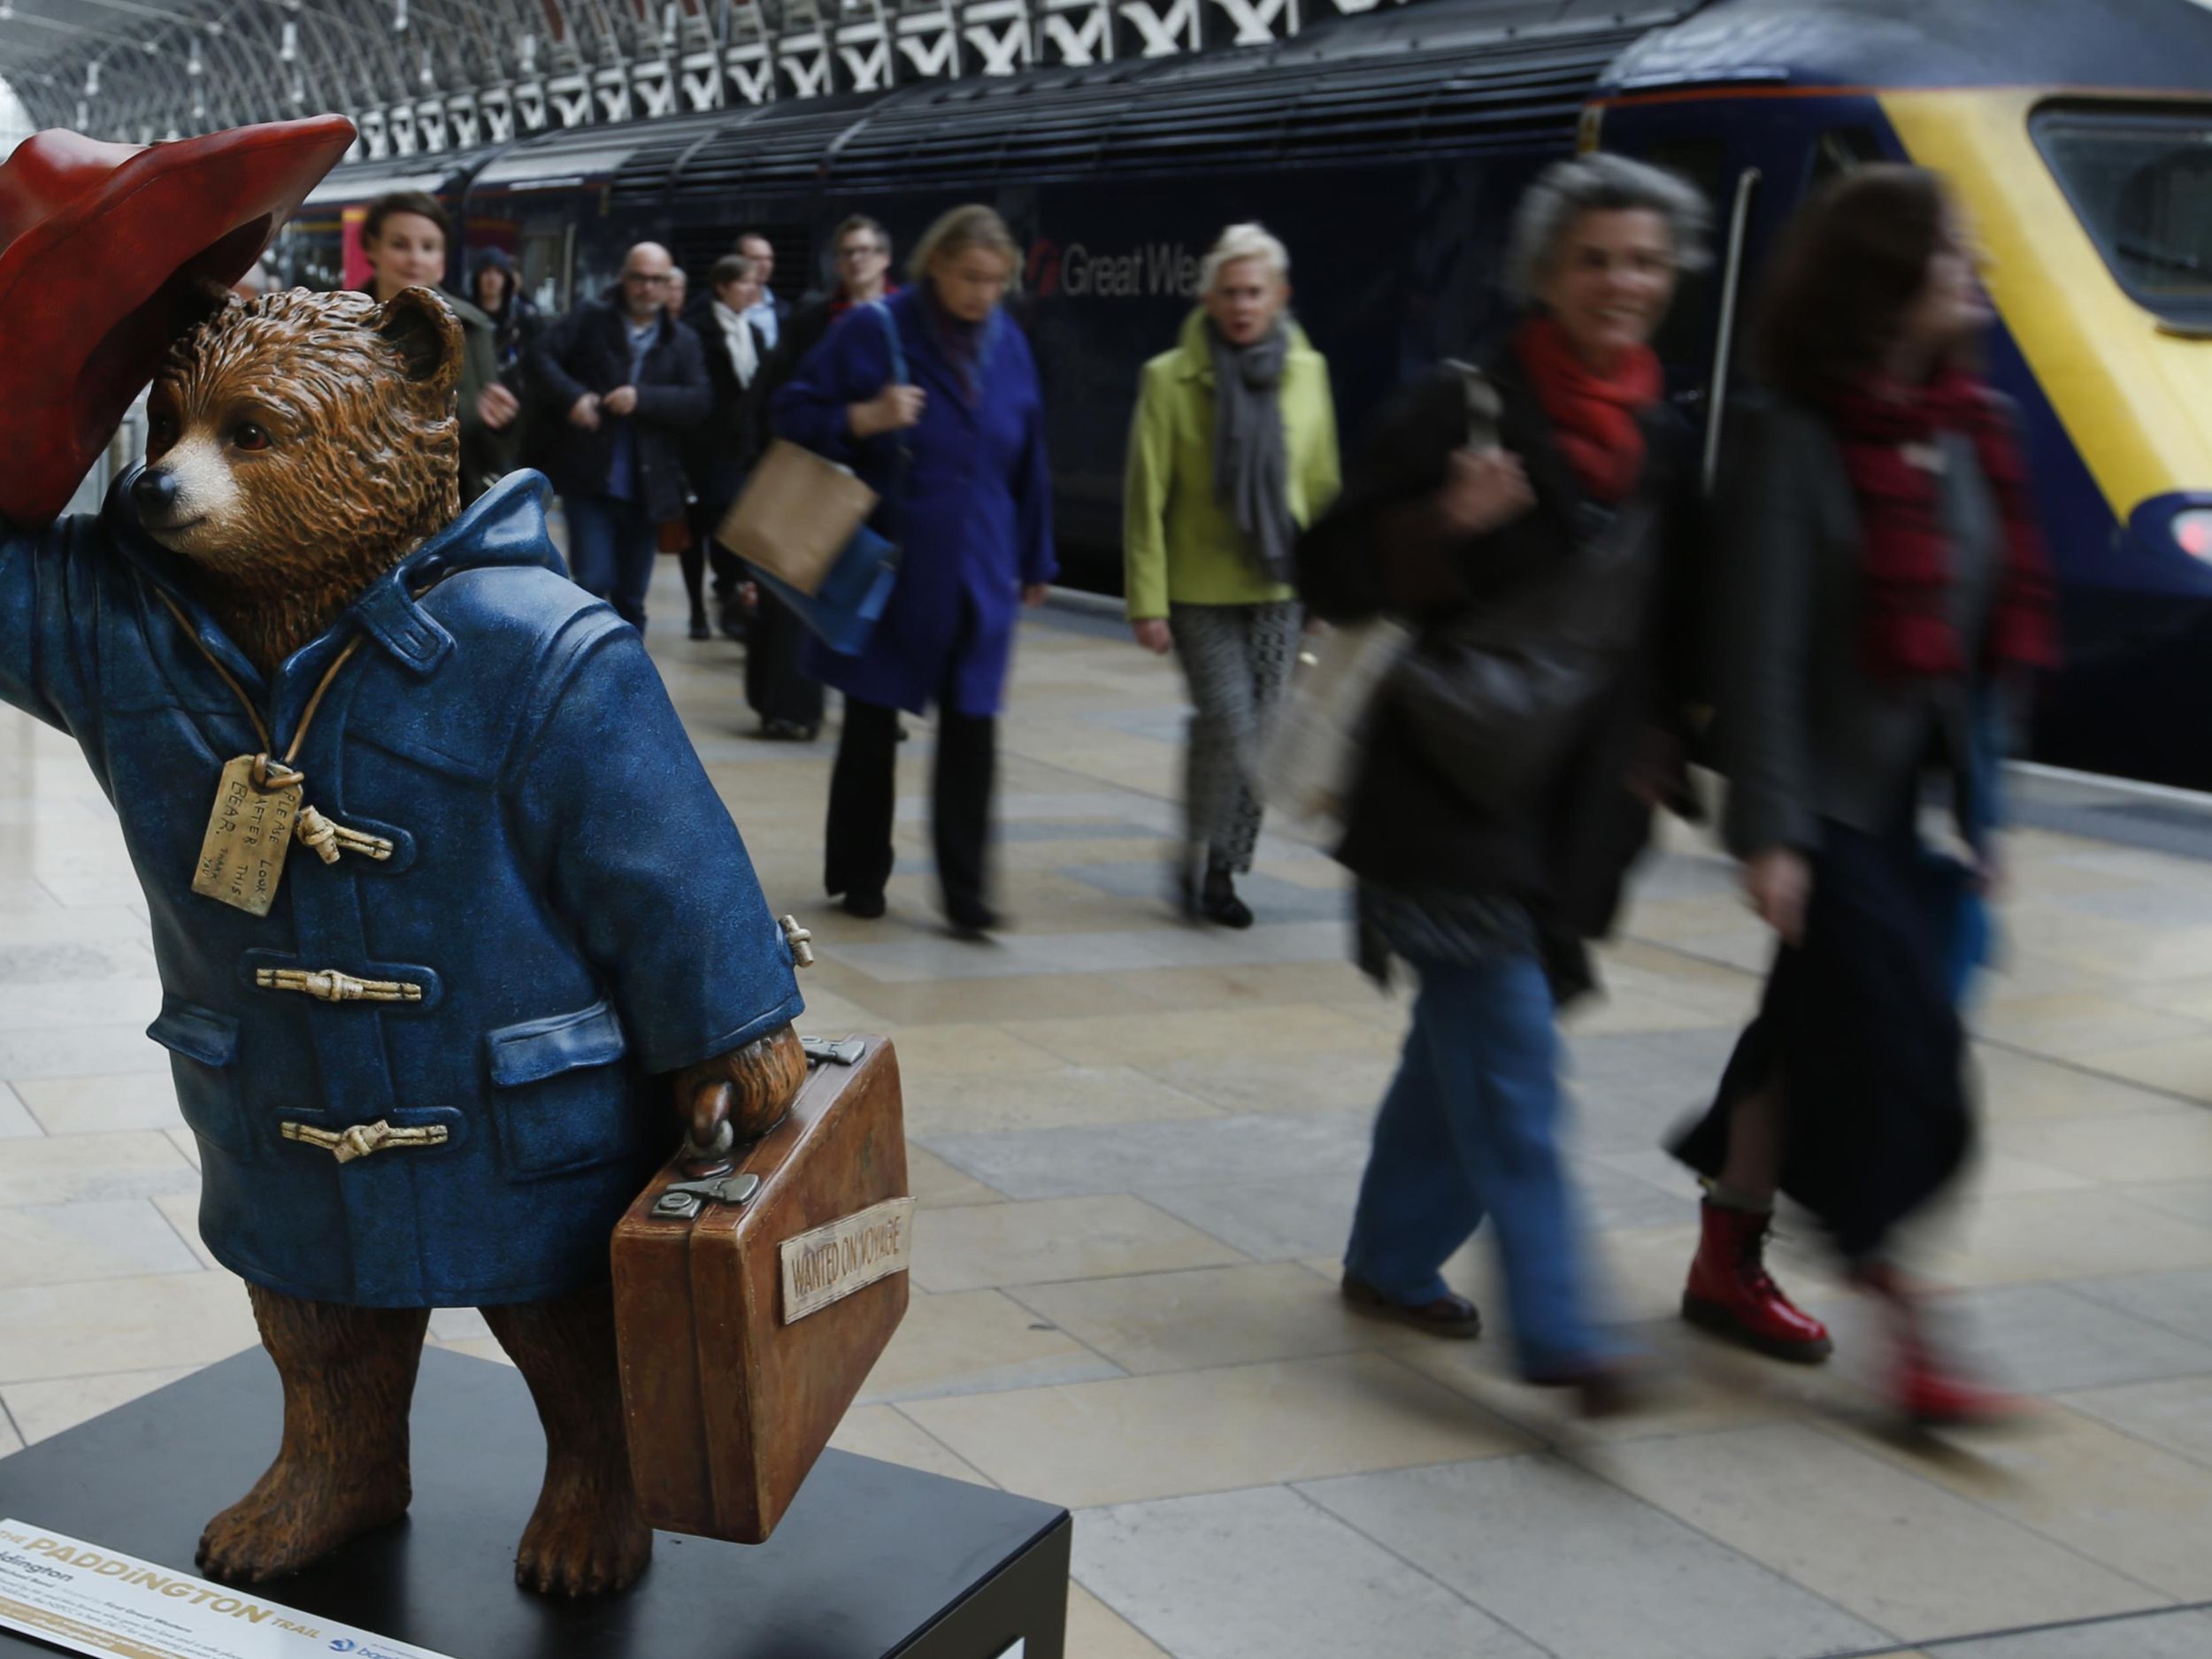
716 303 907 656
611 1035 910 1545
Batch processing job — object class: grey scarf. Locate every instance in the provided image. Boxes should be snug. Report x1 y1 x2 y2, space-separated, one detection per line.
1209 318 1297 585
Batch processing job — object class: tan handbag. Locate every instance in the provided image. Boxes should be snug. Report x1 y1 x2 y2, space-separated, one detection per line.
714 439 879 597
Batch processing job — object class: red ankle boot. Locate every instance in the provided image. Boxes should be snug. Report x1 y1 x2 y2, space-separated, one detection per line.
1854 1263 2024 1428
1681 1200 1833 1363
1893 1341 2025 1428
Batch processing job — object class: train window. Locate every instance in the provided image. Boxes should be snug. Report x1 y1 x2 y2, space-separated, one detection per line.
2035 104 2212 322
1809 127 1885 188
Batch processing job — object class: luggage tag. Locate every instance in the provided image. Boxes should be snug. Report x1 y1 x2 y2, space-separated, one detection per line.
192 755 303 918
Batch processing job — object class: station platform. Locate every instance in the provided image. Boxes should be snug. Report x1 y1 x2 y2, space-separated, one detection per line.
3 565 2211 1659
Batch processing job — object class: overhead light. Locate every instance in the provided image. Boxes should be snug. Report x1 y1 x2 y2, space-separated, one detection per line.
84 61 99 96
280 20 297 60
394 0 409 33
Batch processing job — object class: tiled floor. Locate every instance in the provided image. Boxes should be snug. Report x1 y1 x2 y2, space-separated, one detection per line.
4 565 2212 1659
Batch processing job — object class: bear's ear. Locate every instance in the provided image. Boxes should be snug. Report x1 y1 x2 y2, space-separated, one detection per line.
373 286 465 401
170 275 245 340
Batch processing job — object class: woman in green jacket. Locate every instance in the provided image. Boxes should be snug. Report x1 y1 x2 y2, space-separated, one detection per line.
1125 223 1341 926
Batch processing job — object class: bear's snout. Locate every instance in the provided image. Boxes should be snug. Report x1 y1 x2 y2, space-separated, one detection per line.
133 467 185 526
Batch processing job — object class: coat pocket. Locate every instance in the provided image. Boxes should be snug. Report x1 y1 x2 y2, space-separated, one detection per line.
485 999 636 1180
147 997 249 1158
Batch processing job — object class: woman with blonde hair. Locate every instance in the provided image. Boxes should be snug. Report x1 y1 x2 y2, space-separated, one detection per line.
774 204 1056 936
1125 222 1340 926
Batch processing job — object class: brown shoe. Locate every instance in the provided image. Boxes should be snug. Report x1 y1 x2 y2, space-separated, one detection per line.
1340 1274 1482 1340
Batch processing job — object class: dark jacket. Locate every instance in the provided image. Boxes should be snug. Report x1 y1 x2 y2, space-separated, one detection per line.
1296 343 1702 994
528 296 710 522
471 249 542 375
684 306 772 520
449 293 515 506
772 286 1056 716
0 472 804 1307
1716 395 2010 860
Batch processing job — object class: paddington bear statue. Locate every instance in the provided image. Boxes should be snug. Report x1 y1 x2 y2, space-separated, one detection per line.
0 118 811 1596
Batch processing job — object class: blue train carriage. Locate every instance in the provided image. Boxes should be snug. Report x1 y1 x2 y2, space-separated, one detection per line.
1593 0 2212 788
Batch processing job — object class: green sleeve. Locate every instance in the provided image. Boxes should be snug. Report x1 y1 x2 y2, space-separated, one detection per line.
1306 359 1343 524
1122 364 1174 621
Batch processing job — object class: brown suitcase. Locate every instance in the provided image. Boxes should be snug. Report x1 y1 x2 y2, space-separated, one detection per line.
611 1034 911 1544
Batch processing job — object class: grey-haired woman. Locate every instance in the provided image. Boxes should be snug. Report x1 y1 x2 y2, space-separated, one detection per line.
1296 153 1710 1411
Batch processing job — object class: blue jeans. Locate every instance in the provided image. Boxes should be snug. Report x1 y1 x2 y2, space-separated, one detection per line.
565 492 657 630
1343 951 1611 1378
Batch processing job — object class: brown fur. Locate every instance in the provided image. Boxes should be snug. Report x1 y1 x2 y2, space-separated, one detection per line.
197 1286 427 1583
146 287 461 676
677 1025 810 1148
482 1282 656 1596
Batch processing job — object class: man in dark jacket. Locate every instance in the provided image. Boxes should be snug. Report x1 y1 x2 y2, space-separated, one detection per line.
530 241 709 630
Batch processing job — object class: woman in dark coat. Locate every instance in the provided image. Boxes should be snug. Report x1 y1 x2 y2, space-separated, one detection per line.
772 204 1056 935
1670 166 2058 1425
1300 155 1709 1412
682 251 772 646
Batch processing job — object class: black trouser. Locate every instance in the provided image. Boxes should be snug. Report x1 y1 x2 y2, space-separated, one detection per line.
826 693 995 926
745 582 826 727
679 508 745 621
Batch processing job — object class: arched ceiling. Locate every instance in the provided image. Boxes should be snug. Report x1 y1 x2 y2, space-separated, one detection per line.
0 0 1388 155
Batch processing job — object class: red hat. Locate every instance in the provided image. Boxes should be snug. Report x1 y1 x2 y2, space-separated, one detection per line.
0 114 357 524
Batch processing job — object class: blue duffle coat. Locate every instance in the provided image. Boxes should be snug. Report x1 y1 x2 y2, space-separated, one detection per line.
0 472 803 1308
771 287 1056 717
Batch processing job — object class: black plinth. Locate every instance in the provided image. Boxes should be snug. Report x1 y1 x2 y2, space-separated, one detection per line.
0 1347 1069 1659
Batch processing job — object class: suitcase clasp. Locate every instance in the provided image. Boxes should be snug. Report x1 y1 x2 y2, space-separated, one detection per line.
651 1171 764 1221
802 1036 865 1066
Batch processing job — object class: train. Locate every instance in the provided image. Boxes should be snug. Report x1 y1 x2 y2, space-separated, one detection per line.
272 0 2212 788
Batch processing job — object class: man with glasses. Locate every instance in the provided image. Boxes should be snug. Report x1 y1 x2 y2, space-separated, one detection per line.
530 241 710 630
736 231 787 351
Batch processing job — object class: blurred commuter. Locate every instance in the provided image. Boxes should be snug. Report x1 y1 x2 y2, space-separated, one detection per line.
664 265 689 324
360 190 516 503
773 204 1054 936
739 232 787 350
529 241 710 630
1125 224 1340 927
742 217 901 742
1670 166 2057 1425
774 216 897 381
471 246 542 377
1299 155 1710 1412
681 253 772 645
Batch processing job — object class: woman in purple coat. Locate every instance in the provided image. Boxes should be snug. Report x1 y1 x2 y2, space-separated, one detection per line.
773 204 1056 936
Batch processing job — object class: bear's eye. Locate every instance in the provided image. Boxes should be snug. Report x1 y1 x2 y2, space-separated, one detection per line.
148 412 177 450
232 423 272 453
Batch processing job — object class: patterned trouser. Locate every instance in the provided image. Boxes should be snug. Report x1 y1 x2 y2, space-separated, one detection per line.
1167 600 1302 873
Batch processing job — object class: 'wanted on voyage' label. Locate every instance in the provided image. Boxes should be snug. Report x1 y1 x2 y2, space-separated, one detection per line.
779 1197 916 1324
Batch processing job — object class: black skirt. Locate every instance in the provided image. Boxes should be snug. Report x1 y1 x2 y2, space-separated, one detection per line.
1671 818 1974 1261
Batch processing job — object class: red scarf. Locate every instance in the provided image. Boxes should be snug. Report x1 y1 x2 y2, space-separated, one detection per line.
1516 313 1662 504
1827 367 2060 680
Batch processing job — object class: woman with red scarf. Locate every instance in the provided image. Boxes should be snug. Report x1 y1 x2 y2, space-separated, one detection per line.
1671 166 2059 1425
1298 155 1711 1413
